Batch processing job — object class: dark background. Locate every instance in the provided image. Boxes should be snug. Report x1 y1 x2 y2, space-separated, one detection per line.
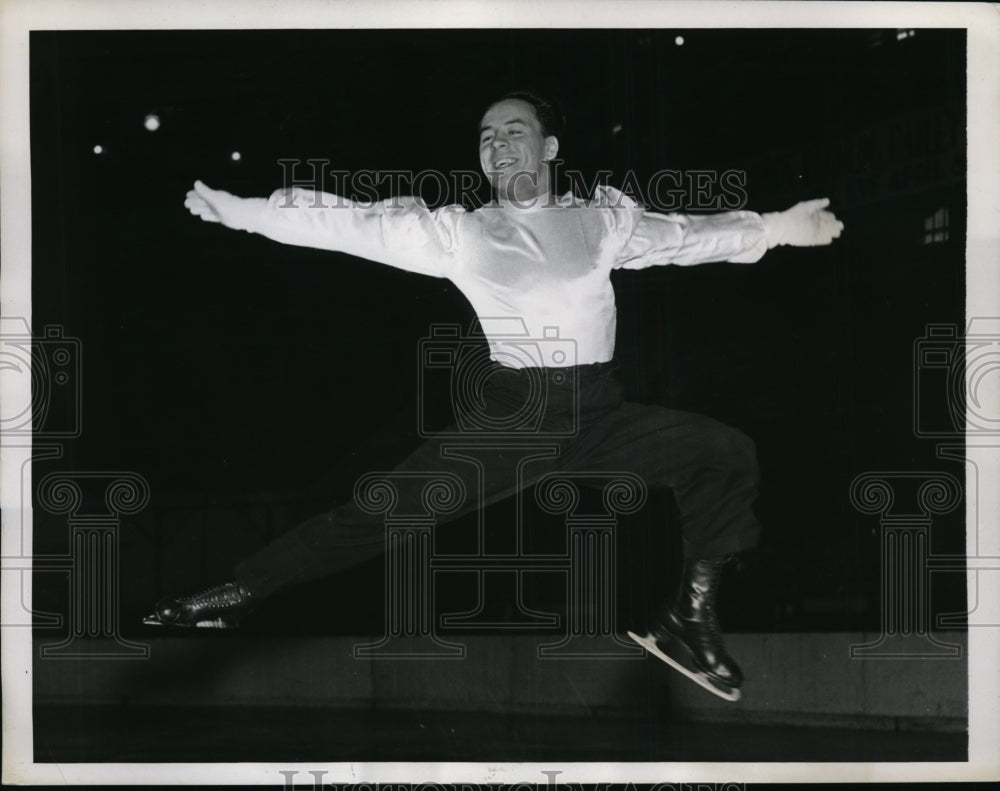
30 28 966 637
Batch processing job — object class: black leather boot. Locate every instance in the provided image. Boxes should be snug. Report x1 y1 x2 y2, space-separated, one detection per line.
143 580 255 628
651 557 744 689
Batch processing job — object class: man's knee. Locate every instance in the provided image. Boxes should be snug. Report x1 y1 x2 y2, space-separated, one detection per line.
730 428 757 464
702 423 758 478
730 429 759 481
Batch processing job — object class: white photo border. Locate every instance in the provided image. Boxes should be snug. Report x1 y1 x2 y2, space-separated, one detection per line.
2 0 998 784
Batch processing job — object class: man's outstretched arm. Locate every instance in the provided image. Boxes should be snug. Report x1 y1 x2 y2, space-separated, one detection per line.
609 187 844 270
184 180 461 278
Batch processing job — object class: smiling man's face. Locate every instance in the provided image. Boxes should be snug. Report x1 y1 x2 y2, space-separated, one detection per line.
478 98 559 203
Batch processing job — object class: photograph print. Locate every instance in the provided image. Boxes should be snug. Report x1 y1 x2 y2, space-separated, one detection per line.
3 1 999 785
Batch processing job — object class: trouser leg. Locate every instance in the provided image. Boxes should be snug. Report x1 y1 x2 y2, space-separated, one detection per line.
562 402 761 559
236 365 760 598
234 438 562 598
234 362 600 599
561 399 758 689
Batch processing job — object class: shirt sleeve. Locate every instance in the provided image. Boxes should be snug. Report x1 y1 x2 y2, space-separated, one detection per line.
248 187 463 278
601 186 769 269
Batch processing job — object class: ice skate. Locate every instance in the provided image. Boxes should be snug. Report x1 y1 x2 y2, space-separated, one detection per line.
628 629 741 701
631 557 744 701
142 580 254 629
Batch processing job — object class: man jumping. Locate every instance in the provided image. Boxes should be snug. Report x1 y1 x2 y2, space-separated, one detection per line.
145 91 843 699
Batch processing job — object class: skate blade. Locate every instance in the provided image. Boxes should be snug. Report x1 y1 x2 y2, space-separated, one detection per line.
627 630 742 702
142 613 237 629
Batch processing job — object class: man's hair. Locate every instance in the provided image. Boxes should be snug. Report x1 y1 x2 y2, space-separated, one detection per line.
489 90 565 139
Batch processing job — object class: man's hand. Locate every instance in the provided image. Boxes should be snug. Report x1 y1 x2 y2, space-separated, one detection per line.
762 198 844 248
184 180 265 232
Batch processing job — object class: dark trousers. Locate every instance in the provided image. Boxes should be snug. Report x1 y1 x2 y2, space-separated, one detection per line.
235 362 761 598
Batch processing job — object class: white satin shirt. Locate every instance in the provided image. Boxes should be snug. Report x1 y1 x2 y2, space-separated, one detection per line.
249 186 768 368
